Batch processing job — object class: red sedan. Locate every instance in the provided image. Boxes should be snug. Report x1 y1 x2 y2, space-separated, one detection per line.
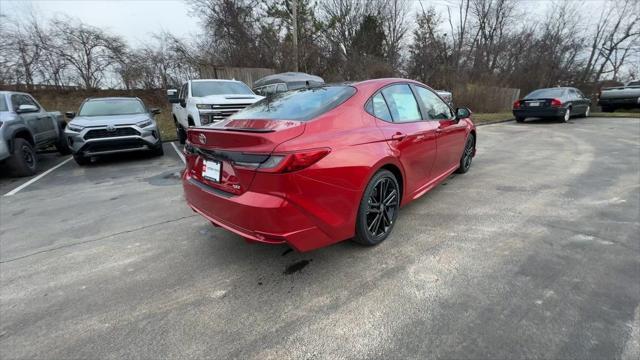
182 79 476 251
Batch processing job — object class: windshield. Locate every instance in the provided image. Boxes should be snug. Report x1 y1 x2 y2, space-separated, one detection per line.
230 86 356 121
0 95 7 111
79 99 146 117
525 88 566 99
191 81 254 97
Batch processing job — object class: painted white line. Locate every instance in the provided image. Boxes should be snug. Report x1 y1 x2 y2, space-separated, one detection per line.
171 142 186 164
4 156 73 197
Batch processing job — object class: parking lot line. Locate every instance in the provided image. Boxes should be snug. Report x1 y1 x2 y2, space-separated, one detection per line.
171 142 186 164
3 156 73 197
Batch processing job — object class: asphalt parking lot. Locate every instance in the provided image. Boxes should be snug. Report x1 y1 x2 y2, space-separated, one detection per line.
1 117 639 359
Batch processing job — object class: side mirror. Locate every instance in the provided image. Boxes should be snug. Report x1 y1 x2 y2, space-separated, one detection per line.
167 89 179 104
150 108 161 115
65 111 76 119
456 107 472 120
16 104 38 114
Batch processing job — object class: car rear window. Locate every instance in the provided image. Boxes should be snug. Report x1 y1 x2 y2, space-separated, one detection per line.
0 96 7 111
79 99 146 116
525 88 566 99
230 86 357 121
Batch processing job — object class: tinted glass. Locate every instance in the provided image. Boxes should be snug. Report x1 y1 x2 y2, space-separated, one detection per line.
369 93 392 121
191 81 253 97
276 84 287 93
414 86 454 120
525 88 567 99
381 85 422 122
79 99 146 116
230 86 356 121
628 81 640 86
0 96 7 111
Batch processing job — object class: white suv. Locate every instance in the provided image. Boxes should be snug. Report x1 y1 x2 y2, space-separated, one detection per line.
168 79 263 143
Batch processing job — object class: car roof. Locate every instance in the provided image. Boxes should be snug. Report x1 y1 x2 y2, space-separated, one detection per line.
190 79 245 83
85 97 142 101
253 72 324 88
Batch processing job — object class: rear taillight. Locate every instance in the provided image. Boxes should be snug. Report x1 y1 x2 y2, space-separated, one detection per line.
513 100 521 109
258 148 330 173
551 98 563 107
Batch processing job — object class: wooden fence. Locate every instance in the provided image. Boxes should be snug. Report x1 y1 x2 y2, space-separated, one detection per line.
198 66 275 87
453 84 521 113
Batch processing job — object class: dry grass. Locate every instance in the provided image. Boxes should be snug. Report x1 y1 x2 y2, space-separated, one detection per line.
471 112 514 125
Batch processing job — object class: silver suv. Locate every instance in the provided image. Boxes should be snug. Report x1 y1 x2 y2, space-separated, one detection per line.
64 97 163 165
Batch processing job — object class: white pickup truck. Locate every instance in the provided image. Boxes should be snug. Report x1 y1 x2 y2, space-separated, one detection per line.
167 79 263 144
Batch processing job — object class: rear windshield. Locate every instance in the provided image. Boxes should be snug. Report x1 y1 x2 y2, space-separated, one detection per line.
525 88 566 99
0 95 7 111
79 99 146 116
628 81 640 86
230 86 356 121
191 81 254 97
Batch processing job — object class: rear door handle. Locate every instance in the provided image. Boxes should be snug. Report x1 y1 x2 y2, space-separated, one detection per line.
391 133 406 141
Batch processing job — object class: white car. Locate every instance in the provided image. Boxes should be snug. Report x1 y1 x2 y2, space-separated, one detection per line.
167 79 264 144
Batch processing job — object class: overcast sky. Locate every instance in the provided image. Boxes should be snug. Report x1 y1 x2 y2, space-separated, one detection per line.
0 0 620 47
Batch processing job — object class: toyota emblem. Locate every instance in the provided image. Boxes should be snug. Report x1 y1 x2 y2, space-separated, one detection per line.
106 125 116 132
198 133 207 144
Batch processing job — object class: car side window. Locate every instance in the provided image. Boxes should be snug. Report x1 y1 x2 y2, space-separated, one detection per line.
276 84 287 93
10 95 32 111
414 86 454 120
366 93 393 122
23 95 40 110
380 84 422 123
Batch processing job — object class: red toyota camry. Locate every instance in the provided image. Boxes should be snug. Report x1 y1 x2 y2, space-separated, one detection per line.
182 78 476 251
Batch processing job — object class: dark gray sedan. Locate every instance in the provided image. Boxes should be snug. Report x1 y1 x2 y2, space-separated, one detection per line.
64 97 163 165
513 87 591 123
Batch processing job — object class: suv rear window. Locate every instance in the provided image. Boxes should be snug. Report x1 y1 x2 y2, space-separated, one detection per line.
525 88 566 99
191 81 254 97
230 86 356 121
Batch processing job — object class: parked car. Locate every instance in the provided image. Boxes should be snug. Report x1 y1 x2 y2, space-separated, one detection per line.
598 80 640 112
167 79 263 144
181 79 476 252
513 87 591 123
64 97 163 165
0 91 70 177
253 72 325 96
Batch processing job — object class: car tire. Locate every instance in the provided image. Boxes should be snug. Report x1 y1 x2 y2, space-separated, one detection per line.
560 107 571 122
515 116 525 123
73 153 89 166
353 169 400 246
579 106 590 118
151 143 164 156
177 124 187 145
456 133 475 174
6 138 37 177
55 125 72 155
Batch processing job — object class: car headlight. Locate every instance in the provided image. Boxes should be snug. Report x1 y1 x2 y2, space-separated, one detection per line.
67 124 84 132
196 104 212 110
136 119 153 128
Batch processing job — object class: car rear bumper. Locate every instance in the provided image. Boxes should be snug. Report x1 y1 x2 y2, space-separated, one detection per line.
513 107 566 118
182 172 347 252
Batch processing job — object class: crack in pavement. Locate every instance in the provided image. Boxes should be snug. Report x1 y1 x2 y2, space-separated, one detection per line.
0 215 198 264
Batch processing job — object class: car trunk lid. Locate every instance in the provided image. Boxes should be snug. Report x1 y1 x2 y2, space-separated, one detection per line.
186 119 305 194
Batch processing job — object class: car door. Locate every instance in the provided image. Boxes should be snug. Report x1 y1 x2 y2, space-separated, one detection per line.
413 86 466 177
369 84 438 195
11 94 46 145
174 82 189 126
26 94 57 143
573 88 590 114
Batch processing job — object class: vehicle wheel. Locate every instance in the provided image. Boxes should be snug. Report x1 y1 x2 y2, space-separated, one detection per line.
6 138 37 177
354 170 400 246
515 116 525 123
55 133 72 155
456 134 475 174
560 107 571 122
151 143 164 156
177 124 187 145
73 153 89 166
579 106 590 118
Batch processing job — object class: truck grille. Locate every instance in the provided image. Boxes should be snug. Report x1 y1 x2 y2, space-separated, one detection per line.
202 103 253 123
84 127 140 140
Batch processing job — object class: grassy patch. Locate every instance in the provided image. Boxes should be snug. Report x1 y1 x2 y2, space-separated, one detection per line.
472 112 514 125
155 110 177 141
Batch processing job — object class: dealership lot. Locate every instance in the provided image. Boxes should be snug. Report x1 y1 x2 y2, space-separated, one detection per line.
1 117 639 358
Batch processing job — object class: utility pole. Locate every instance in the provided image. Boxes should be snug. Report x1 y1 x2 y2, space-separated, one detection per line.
292 0 299 72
